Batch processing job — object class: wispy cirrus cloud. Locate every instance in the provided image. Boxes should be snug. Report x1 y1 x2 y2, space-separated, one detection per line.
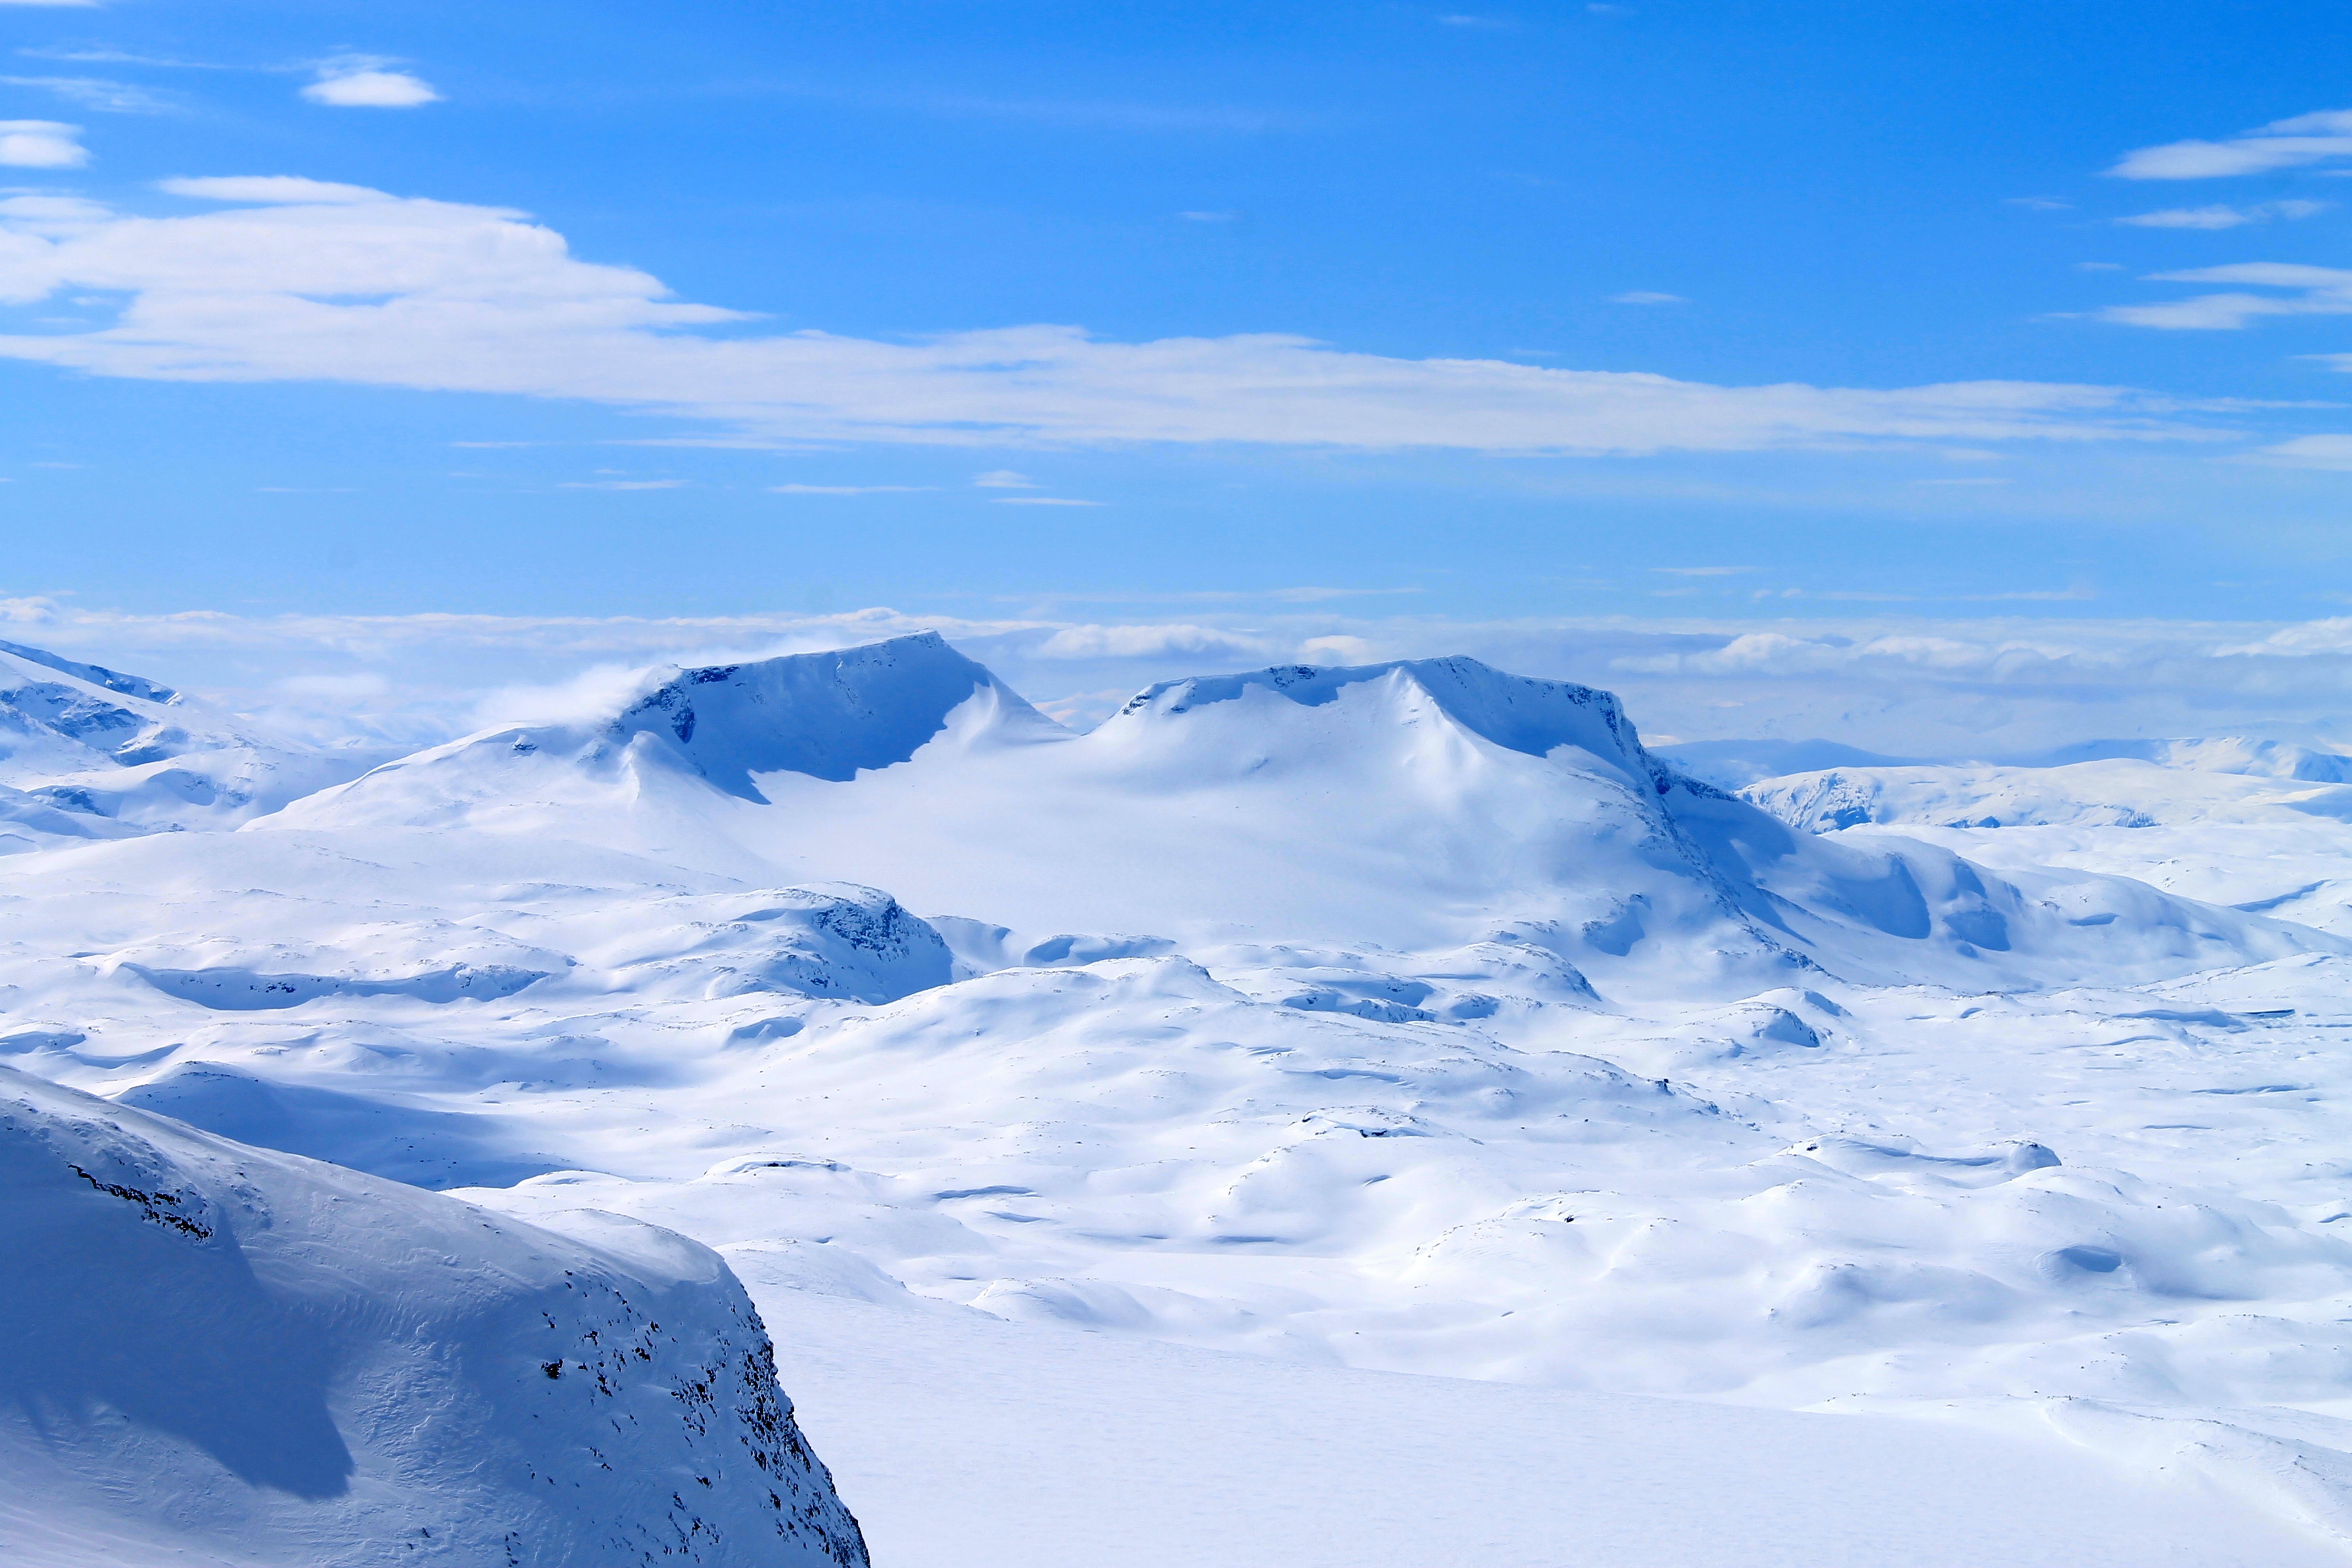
2099 263 2352 330
2110 109 2352 179
770 483 935 494
2117 200 2328 230
0 75 175 113
0 175 2239 453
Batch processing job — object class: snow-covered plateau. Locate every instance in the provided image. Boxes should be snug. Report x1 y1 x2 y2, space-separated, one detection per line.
9 630 2352 1563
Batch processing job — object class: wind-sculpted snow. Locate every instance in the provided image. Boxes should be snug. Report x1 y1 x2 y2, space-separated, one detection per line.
19 631 2352 1555
0 1066 869 1568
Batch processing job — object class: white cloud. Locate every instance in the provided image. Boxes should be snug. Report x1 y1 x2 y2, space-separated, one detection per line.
1610 291 1684 304
2101 263 2352 330
2110 109 2352 179
558 478 687 490
1653 565 1752 577
302 69 440 109
1177 210 1238 222
1298 634 1373 663
278 671 389 698
0 120 86 168
0 177 2239 453
770 483 934 494
2252 434 2352 470
2117 200 2328 230
974 470 1039 487
0 76 173 113
0 1 99 7
20 598 2352 756
993 496 1103 506
159 175 396 205
1036 624 1270 660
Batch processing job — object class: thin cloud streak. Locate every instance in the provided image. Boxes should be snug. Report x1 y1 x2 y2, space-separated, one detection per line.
0 76 177 113
0 177 2238 454
2110 109 2352 179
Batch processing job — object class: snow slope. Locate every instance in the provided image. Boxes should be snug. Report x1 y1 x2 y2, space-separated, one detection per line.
732 1251 2351 1568
1741 750 2352 936
11 632 2352 1560
278 638 2332 997
0 1064 868 1568
0 640 385 842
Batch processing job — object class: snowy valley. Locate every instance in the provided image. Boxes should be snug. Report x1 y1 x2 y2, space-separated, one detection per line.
8 630 2352 1564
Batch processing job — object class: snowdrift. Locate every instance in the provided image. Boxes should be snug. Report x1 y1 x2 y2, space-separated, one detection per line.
0 1065 869 1568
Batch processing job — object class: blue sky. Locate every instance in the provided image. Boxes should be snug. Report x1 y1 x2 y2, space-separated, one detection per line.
7 2 2352 645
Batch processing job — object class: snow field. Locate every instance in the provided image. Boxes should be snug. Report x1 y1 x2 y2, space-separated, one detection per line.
10 631 2352 1559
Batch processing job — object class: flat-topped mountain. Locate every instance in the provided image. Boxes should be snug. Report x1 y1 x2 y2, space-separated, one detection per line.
267 635 2328 997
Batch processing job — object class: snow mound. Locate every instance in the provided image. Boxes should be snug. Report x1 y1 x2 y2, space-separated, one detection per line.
0 1064 869 1567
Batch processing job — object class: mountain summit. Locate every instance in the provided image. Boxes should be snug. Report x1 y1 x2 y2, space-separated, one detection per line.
272 637 2328 997
609 632 1063 795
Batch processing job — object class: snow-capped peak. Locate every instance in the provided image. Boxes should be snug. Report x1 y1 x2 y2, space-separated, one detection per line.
609 632 1063 796
1116 656 1650 761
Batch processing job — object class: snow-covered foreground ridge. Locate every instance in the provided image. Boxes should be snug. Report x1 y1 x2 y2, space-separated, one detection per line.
13 629 2352 1560
0 1065 869 1568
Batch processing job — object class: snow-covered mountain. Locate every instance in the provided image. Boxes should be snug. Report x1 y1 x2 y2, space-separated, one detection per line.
0 639 388 843
1746 755 2352 832
275 635 2327 996
17 630 2352 1560
0 1065 867 1568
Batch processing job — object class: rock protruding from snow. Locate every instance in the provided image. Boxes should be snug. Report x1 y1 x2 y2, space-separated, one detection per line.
0 1065 869 1568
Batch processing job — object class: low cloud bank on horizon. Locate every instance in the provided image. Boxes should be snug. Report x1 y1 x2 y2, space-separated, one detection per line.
9 594 2352 761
